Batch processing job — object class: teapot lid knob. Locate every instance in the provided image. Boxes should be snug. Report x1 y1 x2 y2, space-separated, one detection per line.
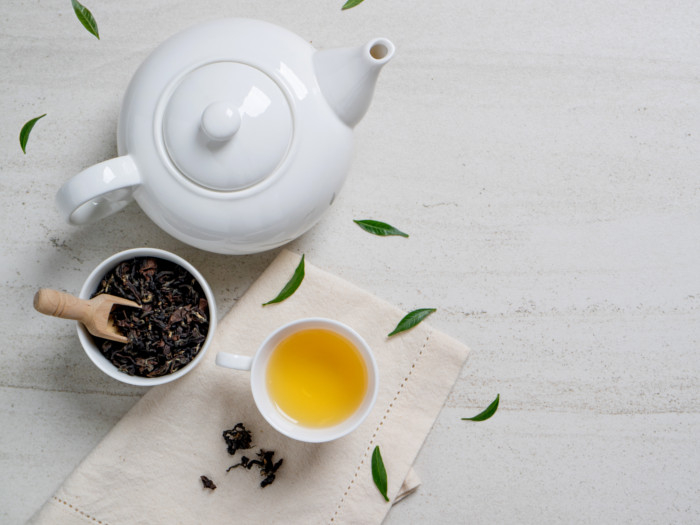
161 62 293 192
201 101 242 141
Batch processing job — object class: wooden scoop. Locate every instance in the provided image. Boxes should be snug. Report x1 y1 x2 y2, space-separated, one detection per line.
33 288 140 343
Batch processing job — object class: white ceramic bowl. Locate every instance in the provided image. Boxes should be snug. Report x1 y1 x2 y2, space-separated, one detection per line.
78 248 217 386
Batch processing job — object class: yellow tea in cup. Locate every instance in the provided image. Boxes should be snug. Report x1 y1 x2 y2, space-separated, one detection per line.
266 328 368 428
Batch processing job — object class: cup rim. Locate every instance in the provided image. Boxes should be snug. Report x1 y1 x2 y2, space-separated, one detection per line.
249 317 379 443
78 247 217 386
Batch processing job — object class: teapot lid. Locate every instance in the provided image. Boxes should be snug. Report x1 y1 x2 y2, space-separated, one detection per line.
162 62 292 191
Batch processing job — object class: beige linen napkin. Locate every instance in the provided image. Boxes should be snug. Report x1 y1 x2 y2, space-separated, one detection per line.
31 250 469 525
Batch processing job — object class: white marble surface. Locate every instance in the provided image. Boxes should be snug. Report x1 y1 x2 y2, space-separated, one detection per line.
2 1 699 523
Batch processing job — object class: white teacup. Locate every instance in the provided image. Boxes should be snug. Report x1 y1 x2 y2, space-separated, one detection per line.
216 318 378 443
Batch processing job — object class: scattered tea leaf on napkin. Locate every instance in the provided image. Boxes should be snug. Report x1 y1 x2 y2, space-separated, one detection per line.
388 308 436 337
222 423 253 455
227 449 283 488
371 446 389 501
262 254 305 305
354 219 409 238
71 0 100 39
462 394 500 421
19 114 46 154
200 475 217 490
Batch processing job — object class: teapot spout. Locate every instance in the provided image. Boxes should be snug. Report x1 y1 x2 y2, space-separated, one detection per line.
313 38 394 128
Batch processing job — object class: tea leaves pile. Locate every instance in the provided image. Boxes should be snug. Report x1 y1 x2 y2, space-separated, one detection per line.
92 257 209 378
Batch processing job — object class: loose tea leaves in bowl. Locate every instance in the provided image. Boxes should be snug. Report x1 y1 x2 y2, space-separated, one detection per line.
91 257 210 378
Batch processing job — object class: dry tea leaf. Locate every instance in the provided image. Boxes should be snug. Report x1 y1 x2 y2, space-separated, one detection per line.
227 449 284 488
222 423 253 455
200 475 216 490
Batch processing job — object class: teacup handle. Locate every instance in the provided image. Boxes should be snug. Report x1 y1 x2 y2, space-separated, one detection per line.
215 352 253 371
56 155 142 225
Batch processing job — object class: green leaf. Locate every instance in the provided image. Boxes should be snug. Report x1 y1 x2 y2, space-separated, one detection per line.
462 394 500 421
354 220 408 238
262 254 305 306
71 0 100 39
388 308 436 337
342 0 366 9
371 446 389 501
19 114 47 154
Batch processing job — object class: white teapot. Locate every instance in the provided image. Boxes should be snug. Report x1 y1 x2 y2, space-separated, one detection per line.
56 18 394 254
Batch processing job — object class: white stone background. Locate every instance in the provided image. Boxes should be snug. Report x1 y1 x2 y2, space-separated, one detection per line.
2 0 699 523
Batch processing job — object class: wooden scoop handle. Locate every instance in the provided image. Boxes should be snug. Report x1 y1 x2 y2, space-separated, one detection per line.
33 288 91 323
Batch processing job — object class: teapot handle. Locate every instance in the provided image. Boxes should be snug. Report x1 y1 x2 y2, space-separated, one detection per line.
56 155 141 225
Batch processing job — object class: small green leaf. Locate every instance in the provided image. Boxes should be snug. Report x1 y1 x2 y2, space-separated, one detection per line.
262 254 305 306
354 220 408 238
19 114 47 154
71 0 100 39
371 446 389 501
388 308 436 337
462 394 500 421
342 0 366 9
